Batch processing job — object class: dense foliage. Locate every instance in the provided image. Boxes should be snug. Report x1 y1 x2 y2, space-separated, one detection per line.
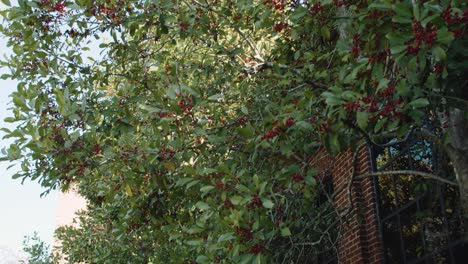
1 0 467 262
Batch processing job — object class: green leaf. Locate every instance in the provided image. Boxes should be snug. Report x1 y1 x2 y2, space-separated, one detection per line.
163 162 176 170
432 46 446 61
436 28 454 45
290 6 308 21
217 232 235 242
237 127 253 138
304 174 316 186
4 117 16 123
322 92 343 106
186 239 203 246
176 178 193 186
392 16 412 24
392 3 412 18
321 26 330 40
13 96 29 111
186 180 200 190
1 0 11 6
208 94 224 101
195 201 210 210
356 111 369 130
421 14 439 27
196 255 209 264
374 117 387 133
409 98 429 108
124 185 133 196
413 3 420 20
186 226 204 234
241 106 249 114
281 227 291 237
261 198 274 209
200 185 215 193
390 45 407 55
327 133 340 154
230 196 243 205
368 2 391 10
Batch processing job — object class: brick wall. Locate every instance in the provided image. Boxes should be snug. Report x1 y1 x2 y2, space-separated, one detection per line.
310 145 383 263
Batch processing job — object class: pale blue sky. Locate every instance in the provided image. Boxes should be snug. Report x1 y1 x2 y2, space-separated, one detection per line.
0 30 59 253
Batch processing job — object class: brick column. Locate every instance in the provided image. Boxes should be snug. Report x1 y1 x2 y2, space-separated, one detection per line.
310 145 383 263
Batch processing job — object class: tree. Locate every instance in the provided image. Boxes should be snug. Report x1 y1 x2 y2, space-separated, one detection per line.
20 232 54 264
0 0 466 262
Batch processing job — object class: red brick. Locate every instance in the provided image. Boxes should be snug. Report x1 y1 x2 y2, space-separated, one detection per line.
310 146 382 263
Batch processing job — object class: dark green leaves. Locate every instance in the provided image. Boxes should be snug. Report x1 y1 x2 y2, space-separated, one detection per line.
0 0 464 262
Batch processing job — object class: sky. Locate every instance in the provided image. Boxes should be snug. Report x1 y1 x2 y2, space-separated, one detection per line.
0 25 59 255
0 2 105 258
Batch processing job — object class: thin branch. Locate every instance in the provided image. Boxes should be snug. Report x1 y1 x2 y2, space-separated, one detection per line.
355 170 457 186
360 125 415 148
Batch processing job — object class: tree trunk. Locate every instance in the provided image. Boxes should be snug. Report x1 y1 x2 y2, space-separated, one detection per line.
446 108 468 238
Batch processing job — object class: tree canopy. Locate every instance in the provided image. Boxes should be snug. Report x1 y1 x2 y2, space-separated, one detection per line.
1 0 467 262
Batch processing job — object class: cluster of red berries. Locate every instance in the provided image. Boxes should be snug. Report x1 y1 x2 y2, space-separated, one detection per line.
223 199 234 209
407 20 437 55
50 137 84 157
344 101 360 112
179 21 188 32
377 101 400 118
93 143 102 155
378 84 396 98
342 82 402 123
368 99 401 123
120 146 146 160
215 180 231 191
440 8 468 38
86 1 124 22
292 173 304 183
368 50 389 65
318 119 331 132
262 0 286 11
274 208 284 227
249 243 265 255
361 95 378 111
157 111 175 118
247 194 263 210
235 226 253 241
453 28 463 39
237 116 248 125
351 34 360 58
39 0 66 13
309 2 323 14
159 147 175 160
177 95 193 114
261 118 294 140
333 0 345 7
434 63 446 75
54 2 66 12
274 22 288 33
261 127 281 140
441 7 462 25
284 117 294 127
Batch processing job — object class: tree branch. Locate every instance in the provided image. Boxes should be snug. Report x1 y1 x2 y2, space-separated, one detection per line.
354 170 457 186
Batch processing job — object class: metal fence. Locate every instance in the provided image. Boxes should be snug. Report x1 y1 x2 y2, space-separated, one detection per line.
372 135 467 263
